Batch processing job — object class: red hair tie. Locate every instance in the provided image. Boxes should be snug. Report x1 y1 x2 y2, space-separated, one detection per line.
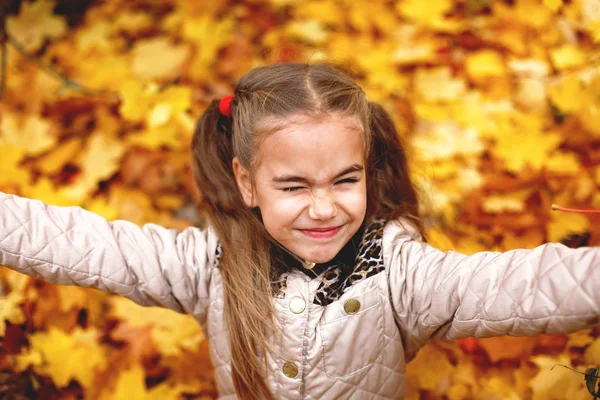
219 96 234 117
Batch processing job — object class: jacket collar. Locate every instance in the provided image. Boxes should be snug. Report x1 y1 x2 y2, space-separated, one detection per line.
270 218 386 305
214 218 386 306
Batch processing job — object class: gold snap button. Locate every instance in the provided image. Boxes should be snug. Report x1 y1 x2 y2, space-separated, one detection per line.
303 261 316 270
289 296 306 314
344 298 361 314
282 362 298 378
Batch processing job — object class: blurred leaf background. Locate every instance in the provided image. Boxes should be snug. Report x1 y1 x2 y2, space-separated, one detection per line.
1 0 600 398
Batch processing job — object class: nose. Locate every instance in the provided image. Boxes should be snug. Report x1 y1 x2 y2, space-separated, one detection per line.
308 191 337 220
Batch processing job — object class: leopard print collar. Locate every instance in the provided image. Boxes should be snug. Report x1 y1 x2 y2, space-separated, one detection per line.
311 218 385 306
214 218 386 306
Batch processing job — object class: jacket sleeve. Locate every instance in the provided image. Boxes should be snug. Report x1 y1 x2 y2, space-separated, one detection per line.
385 221 600 361
0 192 218 320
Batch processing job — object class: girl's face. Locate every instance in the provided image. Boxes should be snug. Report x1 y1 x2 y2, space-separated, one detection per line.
233 113 367 264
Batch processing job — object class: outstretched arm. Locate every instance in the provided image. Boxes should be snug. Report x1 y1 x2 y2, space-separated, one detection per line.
0 192 218 320
385 221 600 361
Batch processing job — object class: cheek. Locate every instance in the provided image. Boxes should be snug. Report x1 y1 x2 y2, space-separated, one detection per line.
339 183 367 214
257 190 305 228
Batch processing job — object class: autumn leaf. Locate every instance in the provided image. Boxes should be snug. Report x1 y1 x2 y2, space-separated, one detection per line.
183 16 235 81
412 122 485 161
465 50 507 81
405 343 454 392
110 297 204 357
6 0 67 52
529 356 590 400
100 364 181 400
16 327 107 389
0 272 29 336
491 124 563 173
414 67 466 102
397 0 453 27
0 145 31 188
550 44 587 70
0 112 57 156
548 211 590 242
131 37 191 81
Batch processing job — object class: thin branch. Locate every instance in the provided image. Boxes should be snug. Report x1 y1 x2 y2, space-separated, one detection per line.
5 33 119 100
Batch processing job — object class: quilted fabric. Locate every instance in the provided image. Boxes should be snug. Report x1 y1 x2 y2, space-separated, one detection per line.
1 192 600 399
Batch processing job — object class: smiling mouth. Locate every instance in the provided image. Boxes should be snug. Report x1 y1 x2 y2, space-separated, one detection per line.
298 225 343 239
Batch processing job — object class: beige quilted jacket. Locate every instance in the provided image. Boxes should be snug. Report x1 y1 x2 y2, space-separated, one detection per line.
1 192 600 399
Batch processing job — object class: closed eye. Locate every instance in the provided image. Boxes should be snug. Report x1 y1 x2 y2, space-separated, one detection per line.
282 186 306 192
336 178 359 185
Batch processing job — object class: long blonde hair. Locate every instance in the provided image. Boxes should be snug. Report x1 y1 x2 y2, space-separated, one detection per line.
191 63 423 399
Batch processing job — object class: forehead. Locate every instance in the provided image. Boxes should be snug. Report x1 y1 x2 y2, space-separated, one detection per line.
256 113 365 180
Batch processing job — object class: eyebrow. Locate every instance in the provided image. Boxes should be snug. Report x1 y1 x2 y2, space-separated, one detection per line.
272 164 364 184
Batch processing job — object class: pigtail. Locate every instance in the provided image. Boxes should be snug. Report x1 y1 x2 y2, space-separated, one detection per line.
367 102 425 237
191 100 276 400
191 100 240 214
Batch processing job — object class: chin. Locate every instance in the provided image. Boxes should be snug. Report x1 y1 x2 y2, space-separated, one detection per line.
302 244 343 264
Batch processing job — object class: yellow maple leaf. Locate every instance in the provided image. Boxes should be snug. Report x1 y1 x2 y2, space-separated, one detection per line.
425 226 455 251
286 20 329 45
529 355 588 400
0 271 29 335
145 86 192 128
547 211 589 242
110 297 204 357
456 167 484 195
482 193 528 214
0 112 57 156
354 39 409 100
72 50 133 89
465 50 507 81
550 44 587 70
544 151 581 175
587 21 600 43
347 0 399 34
580 74 600 137
76 21 114 54
547 75 583 114
128 125 183 150
584 336 600 364
101 364 181 400
412 122 485 161
493 0 553 29
119 81 155 122
84 196 120 220
19 327 107 389
405 343 454 391
414 67 466 102
397 0 453 26
36 138 83 175
23 178 78 206
293 0 344 27
479 336 537 363
543 0 563 11
183 16 235 81
0 145 31 187
566 329 594 349
76 133 127 187
114 11 154 35
131 37 191 81
491 116 563 173
392 26 442 65
6 0 67 52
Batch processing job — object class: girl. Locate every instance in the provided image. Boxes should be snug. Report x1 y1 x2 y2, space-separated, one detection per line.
1 63 599 400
